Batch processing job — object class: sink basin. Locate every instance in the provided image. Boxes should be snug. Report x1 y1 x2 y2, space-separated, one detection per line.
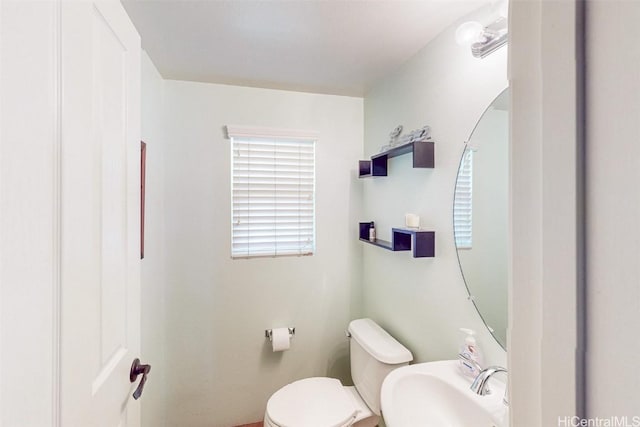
381 360 508 427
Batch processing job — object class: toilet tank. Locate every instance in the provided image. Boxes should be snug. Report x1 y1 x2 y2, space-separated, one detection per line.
348 318 413 415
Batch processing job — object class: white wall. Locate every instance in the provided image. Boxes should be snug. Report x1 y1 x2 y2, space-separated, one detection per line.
0 2 58 425
161 80 363 426
140 51 168 427
509 0 640 421
509 0 582 423
585 1 640 418
362 6 508 368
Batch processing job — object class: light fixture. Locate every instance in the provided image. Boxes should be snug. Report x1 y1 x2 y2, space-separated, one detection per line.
457 17 508 59
455 21 483 46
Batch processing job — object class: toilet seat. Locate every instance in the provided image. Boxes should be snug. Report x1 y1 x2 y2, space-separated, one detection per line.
265 377 358 427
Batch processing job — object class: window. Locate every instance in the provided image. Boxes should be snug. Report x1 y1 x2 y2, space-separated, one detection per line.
454 149 473 249
227 126 316 258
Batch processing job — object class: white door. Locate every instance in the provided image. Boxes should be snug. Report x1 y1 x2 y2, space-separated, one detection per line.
60 1 142 426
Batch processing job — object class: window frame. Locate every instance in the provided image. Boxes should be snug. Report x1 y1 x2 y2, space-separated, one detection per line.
227 126 318 259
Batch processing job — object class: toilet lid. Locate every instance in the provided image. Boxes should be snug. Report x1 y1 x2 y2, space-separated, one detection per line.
266 377 357 427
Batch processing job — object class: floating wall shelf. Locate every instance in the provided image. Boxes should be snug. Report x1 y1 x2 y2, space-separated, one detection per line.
359 222 435 258
359 141 435 177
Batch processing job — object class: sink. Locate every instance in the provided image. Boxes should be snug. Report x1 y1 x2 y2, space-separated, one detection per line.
381 360 509 427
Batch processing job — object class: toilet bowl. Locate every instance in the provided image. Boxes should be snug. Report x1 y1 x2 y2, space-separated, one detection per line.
263 319 413 427
263 378 375 427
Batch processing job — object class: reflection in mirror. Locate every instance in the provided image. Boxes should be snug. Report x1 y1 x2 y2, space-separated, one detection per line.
454 88 509 349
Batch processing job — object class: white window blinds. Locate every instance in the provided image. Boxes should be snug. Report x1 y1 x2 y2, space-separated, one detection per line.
230 134 316 258
454 149 473 249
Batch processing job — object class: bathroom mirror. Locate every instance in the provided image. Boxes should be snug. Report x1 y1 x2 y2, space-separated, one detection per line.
453 88 509 349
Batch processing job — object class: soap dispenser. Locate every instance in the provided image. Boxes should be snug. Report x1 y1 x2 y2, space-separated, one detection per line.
459 328 483 378
369 222 376 242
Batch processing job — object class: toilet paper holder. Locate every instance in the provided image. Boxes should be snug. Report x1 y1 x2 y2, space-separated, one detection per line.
265 327 295 340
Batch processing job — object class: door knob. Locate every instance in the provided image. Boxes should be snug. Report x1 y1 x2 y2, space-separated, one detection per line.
129 358 151 400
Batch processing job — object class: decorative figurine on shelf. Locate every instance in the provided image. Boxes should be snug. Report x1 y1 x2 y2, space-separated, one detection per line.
397 124 433 146
380 125 404 153
379 124 433 153
414 125 432 142
389 125 403 146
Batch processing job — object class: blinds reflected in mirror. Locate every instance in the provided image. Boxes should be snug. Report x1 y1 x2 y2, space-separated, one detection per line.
454 149 473 249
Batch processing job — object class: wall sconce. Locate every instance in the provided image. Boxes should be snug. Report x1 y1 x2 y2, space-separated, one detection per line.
456 16 508 59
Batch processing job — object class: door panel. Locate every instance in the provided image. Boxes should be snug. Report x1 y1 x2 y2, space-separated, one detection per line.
61 1 141 426
95 3 128 380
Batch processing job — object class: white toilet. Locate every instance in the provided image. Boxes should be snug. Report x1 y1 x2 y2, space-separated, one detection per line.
264 318 413 427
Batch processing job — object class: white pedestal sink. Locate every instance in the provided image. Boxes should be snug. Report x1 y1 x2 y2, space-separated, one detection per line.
381 360 509 427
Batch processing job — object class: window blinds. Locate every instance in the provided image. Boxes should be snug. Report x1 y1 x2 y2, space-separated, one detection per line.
231 136 316 258
454 149 473 249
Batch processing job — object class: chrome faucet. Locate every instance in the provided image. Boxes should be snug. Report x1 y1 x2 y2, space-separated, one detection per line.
471 366 508 406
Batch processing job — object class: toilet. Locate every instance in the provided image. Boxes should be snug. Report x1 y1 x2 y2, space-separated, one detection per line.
264 318 413 427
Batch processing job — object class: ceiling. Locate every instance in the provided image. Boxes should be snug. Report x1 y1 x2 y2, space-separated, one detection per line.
122 1 488 97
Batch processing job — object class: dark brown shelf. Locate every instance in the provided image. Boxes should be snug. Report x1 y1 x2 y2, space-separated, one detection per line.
359 238 396 251
359 160 372 177
359 141 434 177
359 222 435 258
391 228 435 258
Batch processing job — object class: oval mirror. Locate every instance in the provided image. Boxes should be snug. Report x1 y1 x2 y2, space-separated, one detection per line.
453 88 509 349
